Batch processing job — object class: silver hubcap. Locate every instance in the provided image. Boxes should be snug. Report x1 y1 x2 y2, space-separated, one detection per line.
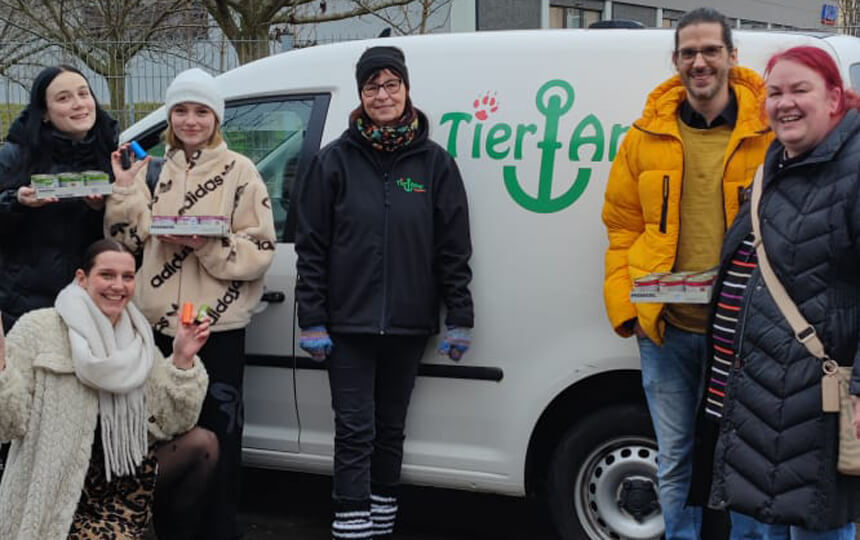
574 436 663 540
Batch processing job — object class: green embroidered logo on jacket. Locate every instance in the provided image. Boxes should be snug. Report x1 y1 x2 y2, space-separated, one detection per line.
396 177 426 193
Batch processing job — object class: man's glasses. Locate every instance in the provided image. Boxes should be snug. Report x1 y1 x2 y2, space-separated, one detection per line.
361 79 402 97
676 45 725 63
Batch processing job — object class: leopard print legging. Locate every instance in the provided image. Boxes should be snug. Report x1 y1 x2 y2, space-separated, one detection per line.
68 429 157 540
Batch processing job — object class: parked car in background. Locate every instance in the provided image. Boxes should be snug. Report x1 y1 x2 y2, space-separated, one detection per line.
122 29 860 540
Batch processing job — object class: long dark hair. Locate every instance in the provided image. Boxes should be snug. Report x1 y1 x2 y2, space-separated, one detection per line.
674 7 734 52
6 65 117 174
81 239 134 275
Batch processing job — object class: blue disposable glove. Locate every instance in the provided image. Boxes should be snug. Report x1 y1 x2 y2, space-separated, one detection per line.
438 326 471 361
299 325 333 361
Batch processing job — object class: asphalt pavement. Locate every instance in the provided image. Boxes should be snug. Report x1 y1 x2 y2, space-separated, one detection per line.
238 468 558 540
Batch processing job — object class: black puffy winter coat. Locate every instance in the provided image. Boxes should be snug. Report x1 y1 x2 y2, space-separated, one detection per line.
708 110 860 530
294 110 473 335
0 119 115 323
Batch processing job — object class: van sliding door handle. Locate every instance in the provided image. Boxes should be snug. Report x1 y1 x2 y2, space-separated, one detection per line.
261 291 286 303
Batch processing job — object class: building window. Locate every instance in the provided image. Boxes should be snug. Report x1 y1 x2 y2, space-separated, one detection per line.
662 9 684 28
83 1 209 40
550 5 602 28
740 20 768 29
612 2 657 27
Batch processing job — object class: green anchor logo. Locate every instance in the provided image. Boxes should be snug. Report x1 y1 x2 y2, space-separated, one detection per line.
503 80 591 214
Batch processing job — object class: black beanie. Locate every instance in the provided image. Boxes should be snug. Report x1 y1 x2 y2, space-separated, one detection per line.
355 46 410 93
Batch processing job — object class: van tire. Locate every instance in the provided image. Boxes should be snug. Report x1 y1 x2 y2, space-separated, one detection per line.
546 403 662 540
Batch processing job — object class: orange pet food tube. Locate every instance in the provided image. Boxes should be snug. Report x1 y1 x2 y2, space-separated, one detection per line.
181 302 194 325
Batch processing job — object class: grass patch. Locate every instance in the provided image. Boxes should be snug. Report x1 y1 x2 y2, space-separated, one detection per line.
0 104 26 138
0 102 165 142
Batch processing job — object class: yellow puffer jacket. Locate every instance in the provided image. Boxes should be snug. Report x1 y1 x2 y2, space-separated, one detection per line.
602 66 773 344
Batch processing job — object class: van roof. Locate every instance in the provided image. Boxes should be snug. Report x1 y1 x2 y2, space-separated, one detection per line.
215 28 841 86
122 28 856 140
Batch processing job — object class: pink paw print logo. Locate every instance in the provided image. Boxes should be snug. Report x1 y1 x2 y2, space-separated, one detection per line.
473 92 499 121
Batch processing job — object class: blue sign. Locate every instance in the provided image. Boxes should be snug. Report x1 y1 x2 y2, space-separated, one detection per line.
821 4 838 25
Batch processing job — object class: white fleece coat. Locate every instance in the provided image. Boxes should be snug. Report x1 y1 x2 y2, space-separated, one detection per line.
0 308 209 540
105 143 276 335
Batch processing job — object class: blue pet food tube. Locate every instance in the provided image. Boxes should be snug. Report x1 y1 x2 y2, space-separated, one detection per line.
129 140 147 159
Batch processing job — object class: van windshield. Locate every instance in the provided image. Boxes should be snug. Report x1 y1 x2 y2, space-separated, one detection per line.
851 63 860 91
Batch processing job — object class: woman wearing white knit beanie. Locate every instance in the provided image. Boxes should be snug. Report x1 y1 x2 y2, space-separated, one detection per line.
106 67 276 540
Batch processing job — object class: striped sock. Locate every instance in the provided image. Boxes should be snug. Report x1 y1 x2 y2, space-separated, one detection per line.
332 509 373 539
371 493 398 537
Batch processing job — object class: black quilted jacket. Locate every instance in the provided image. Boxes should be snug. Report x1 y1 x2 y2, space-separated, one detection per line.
707 110 860 530
0 129 112 324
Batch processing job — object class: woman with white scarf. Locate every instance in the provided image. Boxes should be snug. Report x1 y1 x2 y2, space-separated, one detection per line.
0 239 212 539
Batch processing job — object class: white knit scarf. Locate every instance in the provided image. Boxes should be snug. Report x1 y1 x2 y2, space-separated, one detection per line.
55 282 154 482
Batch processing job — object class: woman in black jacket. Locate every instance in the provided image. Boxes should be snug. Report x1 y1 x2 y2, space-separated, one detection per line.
701 46 860 539
0 65 116 332
294 46 474 540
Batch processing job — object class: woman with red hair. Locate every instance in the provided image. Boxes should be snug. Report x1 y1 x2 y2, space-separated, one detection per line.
701 45 860 539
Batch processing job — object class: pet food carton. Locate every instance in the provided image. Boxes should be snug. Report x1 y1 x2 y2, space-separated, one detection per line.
684 269 718 302
150 215 229 236
35 171 112 198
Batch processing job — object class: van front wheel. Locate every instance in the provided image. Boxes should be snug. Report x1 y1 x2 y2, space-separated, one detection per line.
546 403 663 540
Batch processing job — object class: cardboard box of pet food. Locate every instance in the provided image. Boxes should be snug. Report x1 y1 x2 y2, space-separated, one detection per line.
150 215 230 237
33 171 112 199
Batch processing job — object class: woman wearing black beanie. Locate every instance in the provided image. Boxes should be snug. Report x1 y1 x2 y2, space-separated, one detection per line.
294 45 475 539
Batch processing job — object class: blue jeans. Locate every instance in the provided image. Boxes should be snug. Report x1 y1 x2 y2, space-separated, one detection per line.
638 325 707 540
731 511 774 540
639 326 771 540
764 522 855 540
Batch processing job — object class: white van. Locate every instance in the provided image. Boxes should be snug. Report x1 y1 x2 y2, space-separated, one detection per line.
123 29 860 540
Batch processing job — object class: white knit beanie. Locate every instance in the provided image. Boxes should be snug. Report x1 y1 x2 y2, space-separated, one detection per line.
165 68 224 123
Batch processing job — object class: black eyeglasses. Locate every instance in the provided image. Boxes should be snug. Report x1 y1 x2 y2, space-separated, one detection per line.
676 45 725 63
361 79 402 97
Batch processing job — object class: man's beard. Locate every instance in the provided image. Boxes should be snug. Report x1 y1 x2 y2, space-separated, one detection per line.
683 67 727 102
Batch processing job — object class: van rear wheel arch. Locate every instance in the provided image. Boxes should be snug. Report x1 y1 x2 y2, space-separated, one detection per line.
524 371 660 539
525 370 645 496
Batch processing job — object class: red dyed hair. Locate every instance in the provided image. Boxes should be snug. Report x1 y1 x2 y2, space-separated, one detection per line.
765 45 860 114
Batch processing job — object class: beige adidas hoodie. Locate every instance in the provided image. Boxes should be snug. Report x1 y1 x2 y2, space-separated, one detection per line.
105 143 276 335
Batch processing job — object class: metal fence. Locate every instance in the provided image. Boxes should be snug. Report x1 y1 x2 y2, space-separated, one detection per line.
0 37 296 135
6 25 857 135
834 25 860 36
0 33 368 135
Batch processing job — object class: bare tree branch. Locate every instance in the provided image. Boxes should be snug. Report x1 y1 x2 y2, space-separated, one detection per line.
202 0 420 64
278 0 414 25
0 0 201 127
837 0 859 35
344 0 450 35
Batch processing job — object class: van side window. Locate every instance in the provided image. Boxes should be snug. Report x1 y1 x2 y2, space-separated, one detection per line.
221 99 315 242
130 95 328 242
851 63 860 92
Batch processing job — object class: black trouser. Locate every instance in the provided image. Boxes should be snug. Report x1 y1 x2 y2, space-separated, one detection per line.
155 329 246 540
328 333 428 508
